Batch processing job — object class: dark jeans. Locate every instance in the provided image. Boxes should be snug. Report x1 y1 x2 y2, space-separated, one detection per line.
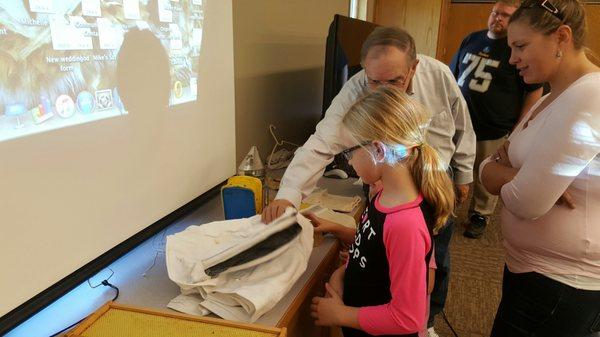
491 266 600 337
427 219 454 327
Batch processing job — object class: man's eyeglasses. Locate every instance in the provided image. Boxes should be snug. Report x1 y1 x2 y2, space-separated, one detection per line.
340 141 371 161
523 0 564 21
364 76 407 88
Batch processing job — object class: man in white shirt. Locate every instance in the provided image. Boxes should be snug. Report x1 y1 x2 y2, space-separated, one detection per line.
263 27 476 335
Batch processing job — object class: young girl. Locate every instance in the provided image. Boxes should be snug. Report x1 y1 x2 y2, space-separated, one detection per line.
309 86 455 337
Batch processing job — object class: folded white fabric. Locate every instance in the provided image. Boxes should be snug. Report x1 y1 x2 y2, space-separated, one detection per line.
168 293 211 316
166 208 313 322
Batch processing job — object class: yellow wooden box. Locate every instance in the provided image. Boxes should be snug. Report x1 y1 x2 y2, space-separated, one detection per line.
66 302 286 337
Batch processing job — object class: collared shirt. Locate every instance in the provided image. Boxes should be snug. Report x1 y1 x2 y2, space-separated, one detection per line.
277 54 476 207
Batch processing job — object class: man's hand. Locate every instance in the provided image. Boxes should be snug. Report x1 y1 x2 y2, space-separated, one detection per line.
261 199 294 223
455 183 470 204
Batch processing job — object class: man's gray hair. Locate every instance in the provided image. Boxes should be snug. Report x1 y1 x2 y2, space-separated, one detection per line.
360 26 417 62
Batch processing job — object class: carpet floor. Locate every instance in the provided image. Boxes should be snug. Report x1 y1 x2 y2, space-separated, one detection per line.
432 195 506 337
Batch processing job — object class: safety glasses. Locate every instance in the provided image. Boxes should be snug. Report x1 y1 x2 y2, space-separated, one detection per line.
340 141 371 161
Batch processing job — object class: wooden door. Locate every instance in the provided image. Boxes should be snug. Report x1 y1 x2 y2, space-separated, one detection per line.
437 2 600 65
371 0 443 57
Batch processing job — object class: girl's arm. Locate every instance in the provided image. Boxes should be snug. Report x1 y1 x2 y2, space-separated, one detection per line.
328 265 345 297
311 283 361 329
304 213 356 245
311 261 359 329
427 242 437 295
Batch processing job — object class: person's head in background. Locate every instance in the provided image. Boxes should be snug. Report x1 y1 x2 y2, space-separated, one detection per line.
488 0 520 39
117 28 171 113
508 0 594 85
360 27 419 93
341 86 455 232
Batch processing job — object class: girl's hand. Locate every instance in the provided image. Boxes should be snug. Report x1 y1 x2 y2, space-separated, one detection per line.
305 213 342 235
311 283 344 326
306 213 357 245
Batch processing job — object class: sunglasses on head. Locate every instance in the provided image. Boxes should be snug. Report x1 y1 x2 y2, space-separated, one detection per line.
523 0 564 21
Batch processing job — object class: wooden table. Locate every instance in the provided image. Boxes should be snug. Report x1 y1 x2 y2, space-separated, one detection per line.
269 176 365 337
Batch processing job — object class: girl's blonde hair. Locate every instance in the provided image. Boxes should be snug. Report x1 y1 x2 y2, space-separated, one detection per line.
342 86 455 232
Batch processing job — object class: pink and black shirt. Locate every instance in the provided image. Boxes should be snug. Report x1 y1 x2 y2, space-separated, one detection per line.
343 193 434 337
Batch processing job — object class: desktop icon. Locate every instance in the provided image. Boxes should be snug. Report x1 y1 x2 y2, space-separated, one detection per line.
55 94 76 118
157 0 173 22
29 0 54 13
77 91 95 114
5 103 27 128
97 17 124 50
123 0 141 20
40 96 54 115
169 24 182 50
81 0 101 17
173 81 183 99
95 89 114 110
31 97 54 124
49 15 93 51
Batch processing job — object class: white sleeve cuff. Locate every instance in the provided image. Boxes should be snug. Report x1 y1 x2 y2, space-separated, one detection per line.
274 187 303 208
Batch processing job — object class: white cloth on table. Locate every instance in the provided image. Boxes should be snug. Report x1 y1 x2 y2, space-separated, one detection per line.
166 208 313 322
168 293 211 316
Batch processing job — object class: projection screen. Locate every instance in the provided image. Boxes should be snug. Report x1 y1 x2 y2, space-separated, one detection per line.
0 0 235 318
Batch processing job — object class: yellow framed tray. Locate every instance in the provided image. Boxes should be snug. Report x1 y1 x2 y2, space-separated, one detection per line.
226 175 263 213
66 302 286 337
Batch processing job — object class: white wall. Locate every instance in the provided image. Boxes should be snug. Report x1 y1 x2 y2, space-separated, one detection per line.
233 0 350 163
